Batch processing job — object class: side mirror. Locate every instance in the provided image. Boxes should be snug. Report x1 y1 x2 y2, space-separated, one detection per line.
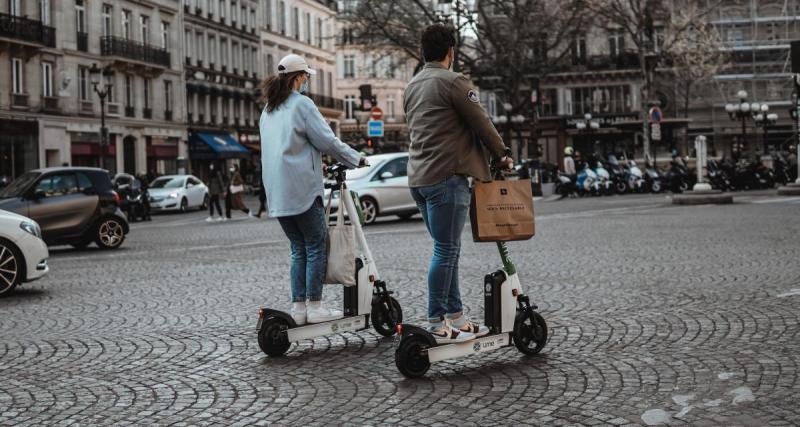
380 171 394 180
32 190 46 200
186 183 194 188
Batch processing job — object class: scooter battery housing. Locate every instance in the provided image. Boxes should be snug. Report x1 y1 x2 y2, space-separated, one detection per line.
484 270 506 335
344 258 364 316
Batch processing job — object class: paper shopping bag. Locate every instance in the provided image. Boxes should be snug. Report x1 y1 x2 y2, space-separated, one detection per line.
324 185 357 286
469 179 535 242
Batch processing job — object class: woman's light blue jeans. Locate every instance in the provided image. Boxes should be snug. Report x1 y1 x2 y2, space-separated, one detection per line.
277 197 327 302
410 175 470 323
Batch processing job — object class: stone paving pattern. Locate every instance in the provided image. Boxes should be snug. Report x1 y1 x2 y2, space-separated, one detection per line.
1 193 799 426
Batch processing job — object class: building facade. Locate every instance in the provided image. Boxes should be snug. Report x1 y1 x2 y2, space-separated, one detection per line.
0 0 187 179
182 0 262 182
260 0 342 131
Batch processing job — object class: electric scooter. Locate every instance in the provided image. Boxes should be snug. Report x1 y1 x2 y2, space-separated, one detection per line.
256 163 403 357
394 163 548 378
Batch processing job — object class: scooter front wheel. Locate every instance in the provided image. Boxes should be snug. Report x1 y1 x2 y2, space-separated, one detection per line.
395 334 431 378
258 317 291 357
371 297 403 337
513 310 548 356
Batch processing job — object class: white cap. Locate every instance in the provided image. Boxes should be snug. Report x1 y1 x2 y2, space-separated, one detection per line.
277 54 316 75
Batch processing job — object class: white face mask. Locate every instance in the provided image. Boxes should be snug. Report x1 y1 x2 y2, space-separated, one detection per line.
229 167 235 173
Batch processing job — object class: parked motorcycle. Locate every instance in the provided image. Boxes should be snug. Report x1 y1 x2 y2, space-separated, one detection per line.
643 163 664 193
593 162 614 195
606 155 628 194
577 163 602 196
772 152 792 186
707 159 733 191
555 173 577 198
625 160 645 193
665 158 691 193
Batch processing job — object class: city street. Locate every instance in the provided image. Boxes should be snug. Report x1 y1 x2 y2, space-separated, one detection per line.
2 193 800 426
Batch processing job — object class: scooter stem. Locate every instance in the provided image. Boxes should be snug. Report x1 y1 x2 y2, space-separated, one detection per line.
496 241 516 276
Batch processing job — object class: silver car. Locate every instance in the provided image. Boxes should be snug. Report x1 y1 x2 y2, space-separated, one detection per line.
324 153 417 224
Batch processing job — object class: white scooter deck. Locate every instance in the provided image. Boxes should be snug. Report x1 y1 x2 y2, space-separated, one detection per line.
427 333 512 363
286 315 370 342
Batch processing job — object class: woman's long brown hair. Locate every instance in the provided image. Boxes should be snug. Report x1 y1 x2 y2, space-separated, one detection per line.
258 71 305 113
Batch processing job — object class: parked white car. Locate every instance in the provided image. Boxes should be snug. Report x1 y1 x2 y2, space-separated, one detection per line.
149 175 209 213
0 209 49 296
324 153 417 224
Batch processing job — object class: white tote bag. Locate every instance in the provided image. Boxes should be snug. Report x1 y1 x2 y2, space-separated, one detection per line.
324 186 357 286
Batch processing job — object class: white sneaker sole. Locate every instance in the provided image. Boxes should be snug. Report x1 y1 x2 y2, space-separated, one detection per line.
434 333 476 344
307 314 344 324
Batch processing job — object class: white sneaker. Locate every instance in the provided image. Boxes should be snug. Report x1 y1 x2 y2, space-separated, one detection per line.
451 318 490 338
306 302 343 323
222 217 229 222
291 302 307 326
205 216 214 222
248 212 256 218
216 217 224 222
429 324 475 344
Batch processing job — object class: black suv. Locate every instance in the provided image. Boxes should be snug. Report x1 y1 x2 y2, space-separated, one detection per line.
0 167 129 249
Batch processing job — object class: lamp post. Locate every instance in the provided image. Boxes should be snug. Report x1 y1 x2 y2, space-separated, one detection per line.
89 63 113 172
753 109 779 155
725 90 763 160
574 113 600 156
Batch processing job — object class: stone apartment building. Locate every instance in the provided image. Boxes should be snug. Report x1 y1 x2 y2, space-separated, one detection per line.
0 0 187 179
335 0 414 151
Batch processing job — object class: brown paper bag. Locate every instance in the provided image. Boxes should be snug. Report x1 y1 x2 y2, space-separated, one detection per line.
469 180 535 242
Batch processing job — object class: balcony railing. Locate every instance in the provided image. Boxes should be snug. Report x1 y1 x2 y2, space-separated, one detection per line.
308 93 344 111
11 93 29 108
100 36 170 68
106 102 121 117
77 32 88 52
42 96 59 113
80 100 94 115
0 13 56 47
143 108 152 119
125 106 135 117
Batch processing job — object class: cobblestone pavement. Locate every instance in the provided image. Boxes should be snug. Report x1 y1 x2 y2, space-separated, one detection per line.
2 192 799 426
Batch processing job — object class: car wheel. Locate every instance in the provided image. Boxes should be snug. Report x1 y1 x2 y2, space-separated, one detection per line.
179 197 188 213
201 194 209 211
360 197 378 225
0 238 23 296
95 218 126 250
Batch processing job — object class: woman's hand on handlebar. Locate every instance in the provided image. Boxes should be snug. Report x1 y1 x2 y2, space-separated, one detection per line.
495 156 514 170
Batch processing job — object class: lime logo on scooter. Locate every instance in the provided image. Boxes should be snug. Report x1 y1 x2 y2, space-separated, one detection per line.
473 342 481 352
331 323 339 333
500 188 508 195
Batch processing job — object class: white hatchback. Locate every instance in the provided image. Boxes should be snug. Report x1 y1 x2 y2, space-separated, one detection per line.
148 175 210 213
0 209 49 296
324 153 417 224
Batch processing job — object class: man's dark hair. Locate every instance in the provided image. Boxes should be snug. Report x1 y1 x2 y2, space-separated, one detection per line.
421 24 456 63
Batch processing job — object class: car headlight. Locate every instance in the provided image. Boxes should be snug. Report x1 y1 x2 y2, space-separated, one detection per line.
20 221 41 239
167 192 179 199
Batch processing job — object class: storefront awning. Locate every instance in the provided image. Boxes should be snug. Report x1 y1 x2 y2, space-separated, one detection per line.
189 132 250 160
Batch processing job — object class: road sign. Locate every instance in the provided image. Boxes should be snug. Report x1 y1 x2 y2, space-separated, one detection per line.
651 122 662 141
370 107 383 121
367 120 384 137
649 106 663 123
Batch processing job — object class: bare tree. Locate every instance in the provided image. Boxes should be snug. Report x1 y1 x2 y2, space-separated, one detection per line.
583 0 722 159
341 0 589 159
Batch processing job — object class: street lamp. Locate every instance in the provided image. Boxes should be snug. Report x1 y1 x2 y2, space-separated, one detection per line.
753 105 779 155
574 113 600 154
89 63 113 172
725 90 765 159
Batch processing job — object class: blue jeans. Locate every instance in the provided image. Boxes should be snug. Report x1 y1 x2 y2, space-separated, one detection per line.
277 197 327 302
410 175 470 323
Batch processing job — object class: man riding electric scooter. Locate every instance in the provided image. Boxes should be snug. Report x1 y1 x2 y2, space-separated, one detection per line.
404 24 513 343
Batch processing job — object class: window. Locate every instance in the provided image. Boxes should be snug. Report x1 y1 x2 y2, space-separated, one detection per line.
305 12 312 43
609 31 624 58
265 0 272 29
164 80 173 112
572 35 586 65
184 29 192 60
387 95 395 118
250 8 255 30
369 59 377 78
78 66 89 101
12 58 23 94
105 72 115 103
231 1 237 22
76 173 93 192
125 75 133 107
327 72 332 97
35 174 79 197
252 47 258 74
292 7 299 39
267 54 274 75
208 35 217 65
232 42 239 70
102 4 113 37
42 62 53 97
10 0 20 16
279 1 286 34
317 18 323 47
343 54 355 78
140 15 150 45
144 78 152 109
319 69 324 95
385 57 395 79
241 5 247 28
374 158 408 180
40 0 50 25
161 21 170 49
75 1 86 33
220 0 225 19
196 32 204 62
122 10 132 39
220 38 228 65
569 85 632 115
345 95 355 119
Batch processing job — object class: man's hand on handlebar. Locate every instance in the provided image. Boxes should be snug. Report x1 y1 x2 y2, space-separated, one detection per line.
495 156 514 170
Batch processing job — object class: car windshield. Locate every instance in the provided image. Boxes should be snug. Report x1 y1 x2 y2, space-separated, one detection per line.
0 172 39 198
150 177 184 189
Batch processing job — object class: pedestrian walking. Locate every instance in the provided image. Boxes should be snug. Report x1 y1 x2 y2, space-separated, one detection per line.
403 24 512 343
259 53 367 325
206 163 225 222
137 172 152 221
225 164 253 219
256 180 267 218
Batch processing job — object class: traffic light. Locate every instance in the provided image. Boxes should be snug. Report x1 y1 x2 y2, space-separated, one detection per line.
367 139 373 148
359 84 373 110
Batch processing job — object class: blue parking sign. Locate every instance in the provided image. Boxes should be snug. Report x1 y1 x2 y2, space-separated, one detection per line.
367 120 384 137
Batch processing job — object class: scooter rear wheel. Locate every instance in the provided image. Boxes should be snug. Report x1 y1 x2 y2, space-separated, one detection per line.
371 297 403 337
258 317 291 357
513 310 548 356
395 334 431 378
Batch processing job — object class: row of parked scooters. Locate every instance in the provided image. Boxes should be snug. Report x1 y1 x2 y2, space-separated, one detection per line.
555 152 797 198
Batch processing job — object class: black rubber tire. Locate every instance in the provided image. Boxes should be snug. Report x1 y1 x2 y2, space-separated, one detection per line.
651 181 662 193
179 197 188 213
395 334 431 378
70 239 92 250
371 297 403 337
0 238 23 297
397 213 414 220
615 181 628 194
94 217 126 250
360 197 378 225
258 317 291 357
513 310 548 356
201 194 209 211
